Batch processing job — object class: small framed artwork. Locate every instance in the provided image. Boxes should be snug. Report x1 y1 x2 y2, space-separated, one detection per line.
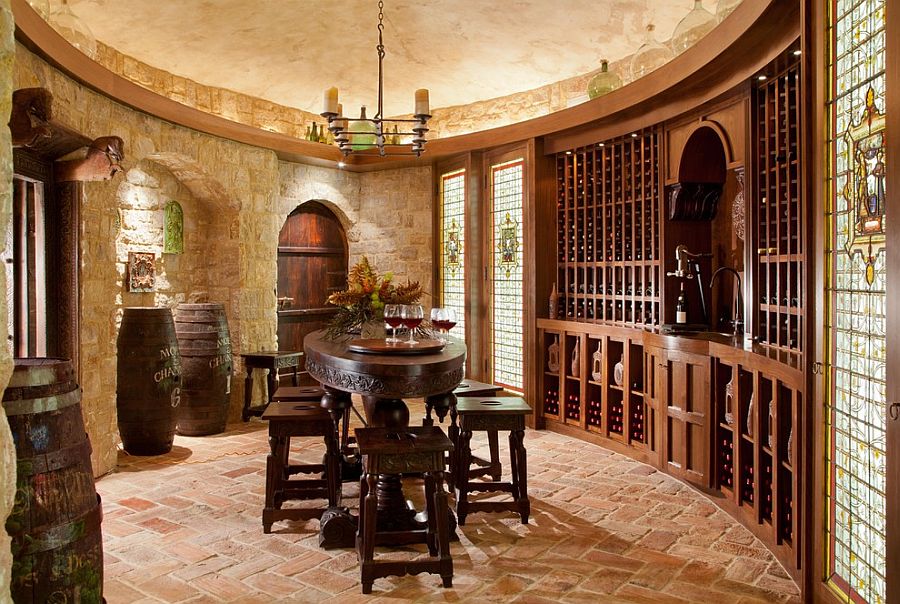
128 251 156 292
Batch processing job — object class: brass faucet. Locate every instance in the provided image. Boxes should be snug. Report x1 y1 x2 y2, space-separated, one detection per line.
709 267 744 337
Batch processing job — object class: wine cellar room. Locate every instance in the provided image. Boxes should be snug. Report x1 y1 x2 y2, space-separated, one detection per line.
0 0 899 602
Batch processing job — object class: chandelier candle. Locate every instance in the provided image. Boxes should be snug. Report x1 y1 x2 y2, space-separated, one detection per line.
324 87 339 115
320 0 431 157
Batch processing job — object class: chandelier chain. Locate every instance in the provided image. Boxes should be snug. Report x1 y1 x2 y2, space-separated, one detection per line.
320 0 429 158
376 0 385 121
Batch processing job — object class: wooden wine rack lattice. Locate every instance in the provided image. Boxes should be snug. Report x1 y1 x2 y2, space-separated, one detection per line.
555 129 662 327
753 57 803 355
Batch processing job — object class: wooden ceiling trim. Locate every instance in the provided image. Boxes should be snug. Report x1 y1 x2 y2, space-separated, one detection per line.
12 0 796 171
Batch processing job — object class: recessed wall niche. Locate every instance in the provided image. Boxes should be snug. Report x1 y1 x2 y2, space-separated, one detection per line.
115 158 233 309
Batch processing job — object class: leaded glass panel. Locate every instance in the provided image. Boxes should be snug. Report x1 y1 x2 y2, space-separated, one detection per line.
825 0 887 602
440 169 466 341
491 159 524 391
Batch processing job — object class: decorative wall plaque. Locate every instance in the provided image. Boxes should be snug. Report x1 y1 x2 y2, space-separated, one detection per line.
128 252 156 292
164 200 184 254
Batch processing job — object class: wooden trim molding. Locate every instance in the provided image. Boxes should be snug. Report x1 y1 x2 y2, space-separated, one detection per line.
13 0 796 172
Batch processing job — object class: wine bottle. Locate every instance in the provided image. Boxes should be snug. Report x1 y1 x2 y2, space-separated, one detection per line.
676 282 688 324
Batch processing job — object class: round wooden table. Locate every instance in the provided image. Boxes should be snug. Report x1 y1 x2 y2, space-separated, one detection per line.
304 330 466 536
304 330 466 427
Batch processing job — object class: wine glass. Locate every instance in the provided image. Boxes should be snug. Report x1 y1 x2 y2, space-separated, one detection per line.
384 304 403 343
401 304 423 345
430 307 457 343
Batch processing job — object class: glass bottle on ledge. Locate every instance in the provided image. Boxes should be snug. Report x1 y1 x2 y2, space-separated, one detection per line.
676 282 688 324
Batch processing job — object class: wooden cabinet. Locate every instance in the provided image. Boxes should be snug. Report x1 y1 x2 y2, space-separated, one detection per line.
710 345 802 576
537 320 649 462
658 346 712 489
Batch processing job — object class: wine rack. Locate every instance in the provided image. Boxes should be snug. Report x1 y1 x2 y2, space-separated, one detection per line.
752 55 803 355
555 129 662 327
712 352 801 572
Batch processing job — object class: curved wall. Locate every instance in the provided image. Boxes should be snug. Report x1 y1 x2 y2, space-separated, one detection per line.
7 42 433 478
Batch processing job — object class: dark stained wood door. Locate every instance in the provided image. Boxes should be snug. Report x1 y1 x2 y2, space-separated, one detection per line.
277 202 347 381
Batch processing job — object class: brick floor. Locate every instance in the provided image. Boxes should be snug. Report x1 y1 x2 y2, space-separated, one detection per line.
96 402 800 603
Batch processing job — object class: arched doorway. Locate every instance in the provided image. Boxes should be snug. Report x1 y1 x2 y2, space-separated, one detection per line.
277 201 348 381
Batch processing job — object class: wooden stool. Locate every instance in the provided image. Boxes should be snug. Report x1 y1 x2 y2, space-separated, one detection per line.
241 351 303 421
455 396 531 526
453 380 504 482
272 384 325 402
354 426 454 594
422 379 504 489
261 402 341 535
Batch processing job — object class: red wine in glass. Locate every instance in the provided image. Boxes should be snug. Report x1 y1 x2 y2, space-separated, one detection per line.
432 320 456 331
402 317 423 330
385 317 404 328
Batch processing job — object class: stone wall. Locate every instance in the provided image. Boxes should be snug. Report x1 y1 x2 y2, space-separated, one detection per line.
1 1 16 599
14 44 280 476
9 44 434 479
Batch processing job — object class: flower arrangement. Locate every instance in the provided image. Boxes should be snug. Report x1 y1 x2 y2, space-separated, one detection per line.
325 256 422 338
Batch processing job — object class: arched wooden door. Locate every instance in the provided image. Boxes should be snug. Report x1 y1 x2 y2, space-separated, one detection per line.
277 202 348 381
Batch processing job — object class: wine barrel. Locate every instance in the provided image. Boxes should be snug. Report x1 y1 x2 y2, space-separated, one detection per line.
2 358 104 603
174 303 233 435
116 307 182 455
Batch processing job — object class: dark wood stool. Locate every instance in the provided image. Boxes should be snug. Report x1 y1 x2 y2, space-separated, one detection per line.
455 396 531 526
242 351 303 421
422 379 505 489
453 380 504 482
261 401 354 547
272 385 325 402
354 426 454 594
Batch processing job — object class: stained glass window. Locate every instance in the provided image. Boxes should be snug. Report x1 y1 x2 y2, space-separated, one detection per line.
491 159 524 391
825 1 887 602
440 169 466 341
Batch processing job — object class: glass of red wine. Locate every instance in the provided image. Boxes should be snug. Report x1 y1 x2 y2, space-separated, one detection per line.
430 307 457 343
384 304 403 343
401 304 423 345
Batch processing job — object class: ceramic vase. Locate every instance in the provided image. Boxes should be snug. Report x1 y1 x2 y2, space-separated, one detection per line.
591 341 603 381
571 345 580 378
548 336 560 372
614 354 624 386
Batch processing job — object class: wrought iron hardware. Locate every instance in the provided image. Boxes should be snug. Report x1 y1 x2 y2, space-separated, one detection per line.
889 403 900 421
277 296 294 310
812 362 823 375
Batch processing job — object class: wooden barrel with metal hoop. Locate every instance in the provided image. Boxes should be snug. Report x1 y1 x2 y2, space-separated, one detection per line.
116 307 182 455
2 358 104 603
173 303 234 435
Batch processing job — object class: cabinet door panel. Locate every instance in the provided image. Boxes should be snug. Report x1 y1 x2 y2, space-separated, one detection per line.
662 349 711 488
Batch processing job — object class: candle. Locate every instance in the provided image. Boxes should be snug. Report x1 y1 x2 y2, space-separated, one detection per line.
324 87 339 114
414 88 429 116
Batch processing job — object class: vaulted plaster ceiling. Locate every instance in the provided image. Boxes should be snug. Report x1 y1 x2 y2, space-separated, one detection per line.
65 0 717 117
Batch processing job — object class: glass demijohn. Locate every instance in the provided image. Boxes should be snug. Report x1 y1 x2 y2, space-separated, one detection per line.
671 1 716 55
349 106 377 151
587 59 623 99
630 25 674 80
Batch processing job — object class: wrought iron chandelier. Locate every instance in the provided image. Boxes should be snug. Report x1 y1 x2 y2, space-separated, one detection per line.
321 0 431 158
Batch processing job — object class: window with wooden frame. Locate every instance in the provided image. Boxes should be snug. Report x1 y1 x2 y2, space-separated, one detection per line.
824 0 888 601
439 168 466 342
488 157 525 391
